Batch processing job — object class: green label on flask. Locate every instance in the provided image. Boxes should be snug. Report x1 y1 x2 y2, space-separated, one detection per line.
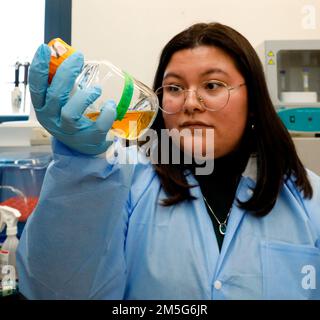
116 72 134 121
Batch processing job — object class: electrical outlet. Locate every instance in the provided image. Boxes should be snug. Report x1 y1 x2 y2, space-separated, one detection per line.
30 127 51 145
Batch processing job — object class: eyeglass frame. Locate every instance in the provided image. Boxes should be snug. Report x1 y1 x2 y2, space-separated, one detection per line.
155 80 246 114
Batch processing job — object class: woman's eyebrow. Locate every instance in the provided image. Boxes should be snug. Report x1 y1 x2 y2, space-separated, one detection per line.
163 68 229 80
201 68 229 77
163 72 183 80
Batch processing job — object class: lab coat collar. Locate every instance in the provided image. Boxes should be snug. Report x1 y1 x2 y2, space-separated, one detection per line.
213 155 258 276
185 154 258 279
214 177 249 276
241 154 258 182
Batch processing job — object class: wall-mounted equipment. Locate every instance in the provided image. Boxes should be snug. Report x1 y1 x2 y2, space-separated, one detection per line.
263 40 320 133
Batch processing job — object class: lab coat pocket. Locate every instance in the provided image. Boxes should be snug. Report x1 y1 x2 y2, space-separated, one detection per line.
261 240 320 300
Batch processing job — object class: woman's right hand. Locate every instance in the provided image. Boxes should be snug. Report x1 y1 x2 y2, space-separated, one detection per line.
29 44 117 155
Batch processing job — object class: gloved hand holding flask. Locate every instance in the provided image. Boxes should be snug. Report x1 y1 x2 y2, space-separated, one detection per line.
29 39 158 155
29 43 116 155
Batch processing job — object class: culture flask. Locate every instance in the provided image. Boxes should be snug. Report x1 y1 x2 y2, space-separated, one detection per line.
48 38 159 140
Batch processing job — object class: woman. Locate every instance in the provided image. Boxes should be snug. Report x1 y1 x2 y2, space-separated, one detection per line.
17 23 320 299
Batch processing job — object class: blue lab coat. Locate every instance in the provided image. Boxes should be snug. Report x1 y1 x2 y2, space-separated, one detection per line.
17 139 320 299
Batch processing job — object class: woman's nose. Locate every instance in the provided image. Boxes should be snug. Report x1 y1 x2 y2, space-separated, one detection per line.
182 90 205 114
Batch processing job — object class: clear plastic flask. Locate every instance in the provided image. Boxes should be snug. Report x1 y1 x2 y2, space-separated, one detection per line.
48 38 159 140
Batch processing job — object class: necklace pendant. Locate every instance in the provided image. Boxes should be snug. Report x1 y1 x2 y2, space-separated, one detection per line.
219 223 227 235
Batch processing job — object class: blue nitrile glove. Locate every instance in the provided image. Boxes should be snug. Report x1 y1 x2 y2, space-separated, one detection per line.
29 44 117 155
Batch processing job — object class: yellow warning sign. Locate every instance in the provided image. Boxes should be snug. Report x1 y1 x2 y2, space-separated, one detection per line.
268 59 275 65
267 51 274 57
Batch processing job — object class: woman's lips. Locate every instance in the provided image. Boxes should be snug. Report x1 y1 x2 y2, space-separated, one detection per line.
180 121 214 130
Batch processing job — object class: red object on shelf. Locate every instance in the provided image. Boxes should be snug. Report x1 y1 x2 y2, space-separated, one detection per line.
0 196 39 222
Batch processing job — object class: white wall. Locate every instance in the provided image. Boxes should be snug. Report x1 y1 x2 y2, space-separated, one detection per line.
72 0 320 87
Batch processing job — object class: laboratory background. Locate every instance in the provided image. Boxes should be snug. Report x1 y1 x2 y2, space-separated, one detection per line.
0 0 319 298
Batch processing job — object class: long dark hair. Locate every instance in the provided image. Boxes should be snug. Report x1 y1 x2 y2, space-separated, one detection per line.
150 22 312 216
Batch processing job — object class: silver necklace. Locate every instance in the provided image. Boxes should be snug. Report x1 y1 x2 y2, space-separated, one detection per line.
203 196 232 235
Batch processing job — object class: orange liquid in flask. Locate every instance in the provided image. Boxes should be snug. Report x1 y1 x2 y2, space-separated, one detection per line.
86 110 156 139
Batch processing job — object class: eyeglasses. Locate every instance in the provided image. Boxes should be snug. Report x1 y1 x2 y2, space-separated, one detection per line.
155 80 246 114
